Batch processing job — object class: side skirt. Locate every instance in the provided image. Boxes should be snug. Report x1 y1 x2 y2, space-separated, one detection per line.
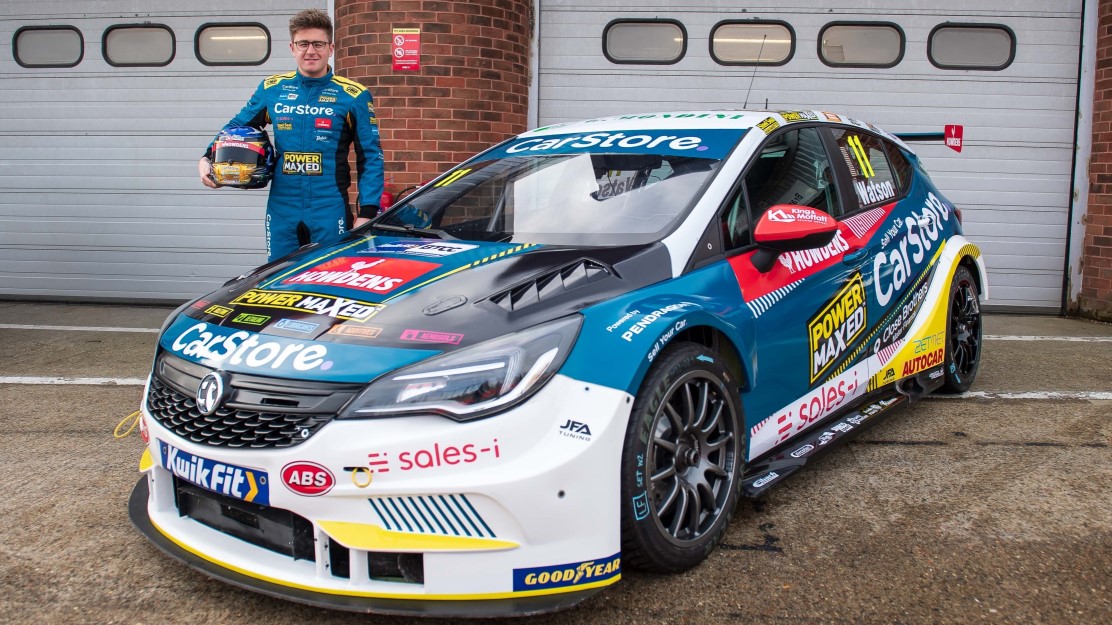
741 391 909 498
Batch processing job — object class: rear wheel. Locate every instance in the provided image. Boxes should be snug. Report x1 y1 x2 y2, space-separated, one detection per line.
940 265 982 393
620 343 743 572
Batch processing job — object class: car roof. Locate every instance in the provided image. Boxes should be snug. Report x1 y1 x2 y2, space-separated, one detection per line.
522 110 908 150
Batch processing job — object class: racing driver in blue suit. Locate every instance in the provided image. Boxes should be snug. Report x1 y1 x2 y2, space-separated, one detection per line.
198 8 384 261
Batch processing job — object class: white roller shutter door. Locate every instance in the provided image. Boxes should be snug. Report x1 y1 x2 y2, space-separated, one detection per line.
538 0 1084 310
0 0 324 302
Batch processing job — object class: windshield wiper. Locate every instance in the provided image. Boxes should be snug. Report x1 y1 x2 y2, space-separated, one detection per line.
371 222 456 240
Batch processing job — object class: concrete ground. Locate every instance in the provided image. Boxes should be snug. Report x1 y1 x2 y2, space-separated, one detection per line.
0 301 1109 625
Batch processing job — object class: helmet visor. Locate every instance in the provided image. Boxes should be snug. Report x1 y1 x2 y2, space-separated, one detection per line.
214 140 265 166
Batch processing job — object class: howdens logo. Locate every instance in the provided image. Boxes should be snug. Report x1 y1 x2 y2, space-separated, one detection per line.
513 553 620 591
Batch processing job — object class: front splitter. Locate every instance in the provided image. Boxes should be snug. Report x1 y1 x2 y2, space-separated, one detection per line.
127 477 605 617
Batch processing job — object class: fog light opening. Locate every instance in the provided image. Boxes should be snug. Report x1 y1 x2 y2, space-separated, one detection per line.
368 551 425 584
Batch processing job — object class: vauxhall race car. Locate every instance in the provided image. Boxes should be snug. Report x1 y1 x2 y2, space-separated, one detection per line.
130 109 986 616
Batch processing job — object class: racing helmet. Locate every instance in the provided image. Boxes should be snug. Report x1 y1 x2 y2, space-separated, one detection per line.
210 126 275 189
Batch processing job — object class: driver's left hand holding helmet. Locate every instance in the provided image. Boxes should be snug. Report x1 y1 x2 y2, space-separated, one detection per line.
210 126 276 189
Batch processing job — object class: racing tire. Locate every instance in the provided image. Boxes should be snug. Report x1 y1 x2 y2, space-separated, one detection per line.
939 265 982 394
620 342 744 573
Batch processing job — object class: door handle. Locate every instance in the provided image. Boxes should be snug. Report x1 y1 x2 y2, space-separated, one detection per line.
842 247 869 265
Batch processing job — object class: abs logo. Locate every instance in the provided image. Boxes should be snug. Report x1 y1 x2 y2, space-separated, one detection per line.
282 152 323 176
281 461 334 496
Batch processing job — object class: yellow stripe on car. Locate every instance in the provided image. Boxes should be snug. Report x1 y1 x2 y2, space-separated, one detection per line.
318 520 519 552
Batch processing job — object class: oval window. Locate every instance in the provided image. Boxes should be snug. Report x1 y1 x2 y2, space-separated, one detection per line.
819 22 904 68
603 20 686 65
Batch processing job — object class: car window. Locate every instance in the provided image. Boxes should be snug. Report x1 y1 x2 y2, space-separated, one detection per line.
720 126 841 251
828 128 903 210
380 127 746 247
882 141 913 192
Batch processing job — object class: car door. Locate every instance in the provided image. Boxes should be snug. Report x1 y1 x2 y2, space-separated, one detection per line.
722 123 873 460
821 125 923 388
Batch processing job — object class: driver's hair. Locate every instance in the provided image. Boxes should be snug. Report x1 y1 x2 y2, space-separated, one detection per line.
289 8 333 41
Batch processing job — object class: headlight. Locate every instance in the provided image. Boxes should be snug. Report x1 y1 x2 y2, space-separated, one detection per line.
339 315 582 421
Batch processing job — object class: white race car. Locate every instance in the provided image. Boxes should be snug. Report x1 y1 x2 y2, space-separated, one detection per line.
130 109 985 616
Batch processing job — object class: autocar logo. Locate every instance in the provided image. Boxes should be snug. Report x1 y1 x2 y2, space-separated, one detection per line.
195 371 227 416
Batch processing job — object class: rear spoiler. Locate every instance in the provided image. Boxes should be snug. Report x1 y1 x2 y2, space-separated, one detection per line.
894 132 945 142
896 126 963 153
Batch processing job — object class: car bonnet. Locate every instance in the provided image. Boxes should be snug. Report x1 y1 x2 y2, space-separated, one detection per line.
159 234 672 382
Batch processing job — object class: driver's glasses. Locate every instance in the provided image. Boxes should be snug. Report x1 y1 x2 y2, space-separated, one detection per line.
293 40 330 51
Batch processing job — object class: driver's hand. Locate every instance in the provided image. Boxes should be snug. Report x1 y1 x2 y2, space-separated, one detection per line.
199 157 218 189
353 217 371 229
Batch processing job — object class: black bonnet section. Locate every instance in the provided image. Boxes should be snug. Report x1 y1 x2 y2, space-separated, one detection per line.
488 258 612 312
479 243 672 319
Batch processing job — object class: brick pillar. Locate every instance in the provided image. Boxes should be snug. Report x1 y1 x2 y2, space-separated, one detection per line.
1083 0 1112 320
334 0 533 202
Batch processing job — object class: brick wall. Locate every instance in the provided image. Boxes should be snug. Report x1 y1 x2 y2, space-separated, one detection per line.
334 0 532 204
1083 0 1112 320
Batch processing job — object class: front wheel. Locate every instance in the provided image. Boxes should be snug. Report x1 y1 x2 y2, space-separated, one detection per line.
939 265 982 393
620 343 743 572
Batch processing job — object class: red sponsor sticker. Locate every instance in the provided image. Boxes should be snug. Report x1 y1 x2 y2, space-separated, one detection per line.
315 117 332 129
282 256 438 294
281 461 335 496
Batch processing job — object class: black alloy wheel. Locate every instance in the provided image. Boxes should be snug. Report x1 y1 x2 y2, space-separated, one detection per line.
620 342 743 572
940 265 982 393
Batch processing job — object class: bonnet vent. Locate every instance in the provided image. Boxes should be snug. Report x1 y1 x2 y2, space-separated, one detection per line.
488 259 612 312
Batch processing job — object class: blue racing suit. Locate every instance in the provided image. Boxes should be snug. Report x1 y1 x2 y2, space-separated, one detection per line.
206 68 384 261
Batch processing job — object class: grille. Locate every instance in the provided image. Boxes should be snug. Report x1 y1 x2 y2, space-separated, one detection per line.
147 353 363 449
175 477 317 561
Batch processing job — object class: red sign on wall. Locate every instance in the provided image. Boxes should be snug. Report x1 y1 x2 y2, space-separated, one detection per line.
392 28 421 72
945 125 964 153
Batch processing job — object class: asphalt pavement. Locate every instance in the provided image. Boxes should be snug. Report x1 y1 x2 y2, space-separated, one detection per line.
0 301 1109 625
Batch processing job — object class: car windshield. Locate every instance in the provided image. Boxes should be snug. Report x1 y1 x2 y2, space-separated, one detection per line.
375 128 746 246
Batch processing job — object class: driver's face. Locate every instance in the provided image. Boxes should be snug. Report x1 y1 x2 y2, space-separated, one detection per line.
290 27 333 78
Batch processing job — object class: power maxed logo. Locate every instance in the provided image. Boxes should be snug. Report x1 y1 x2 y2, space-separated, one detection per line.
808 273 867 382
513 553 620 591
282 152 322 175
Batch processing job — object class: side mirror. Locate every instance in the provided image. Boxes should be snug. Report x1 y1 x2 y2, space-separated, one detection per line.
751 205 838 273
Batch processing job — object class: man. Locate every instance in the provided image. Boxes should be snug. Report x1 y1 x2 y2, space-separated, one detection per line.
199 8 384 261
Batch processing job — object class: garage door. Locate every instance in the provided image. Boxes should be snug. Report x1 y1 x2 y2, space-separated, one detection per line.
0 1 324 302
538 0 1083 310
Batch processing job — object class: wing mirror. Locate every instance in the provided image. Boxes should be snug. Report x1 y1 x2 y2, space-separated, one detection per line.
750 205 839 273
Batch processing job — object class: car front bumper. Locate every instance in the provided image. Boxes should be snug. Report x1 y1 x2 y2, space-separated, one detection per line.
130 374 632 617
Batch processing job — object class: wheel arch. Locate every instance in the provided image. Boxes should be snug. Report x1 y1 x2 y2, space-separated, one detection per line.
955 244 989 302
668 324 750 395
